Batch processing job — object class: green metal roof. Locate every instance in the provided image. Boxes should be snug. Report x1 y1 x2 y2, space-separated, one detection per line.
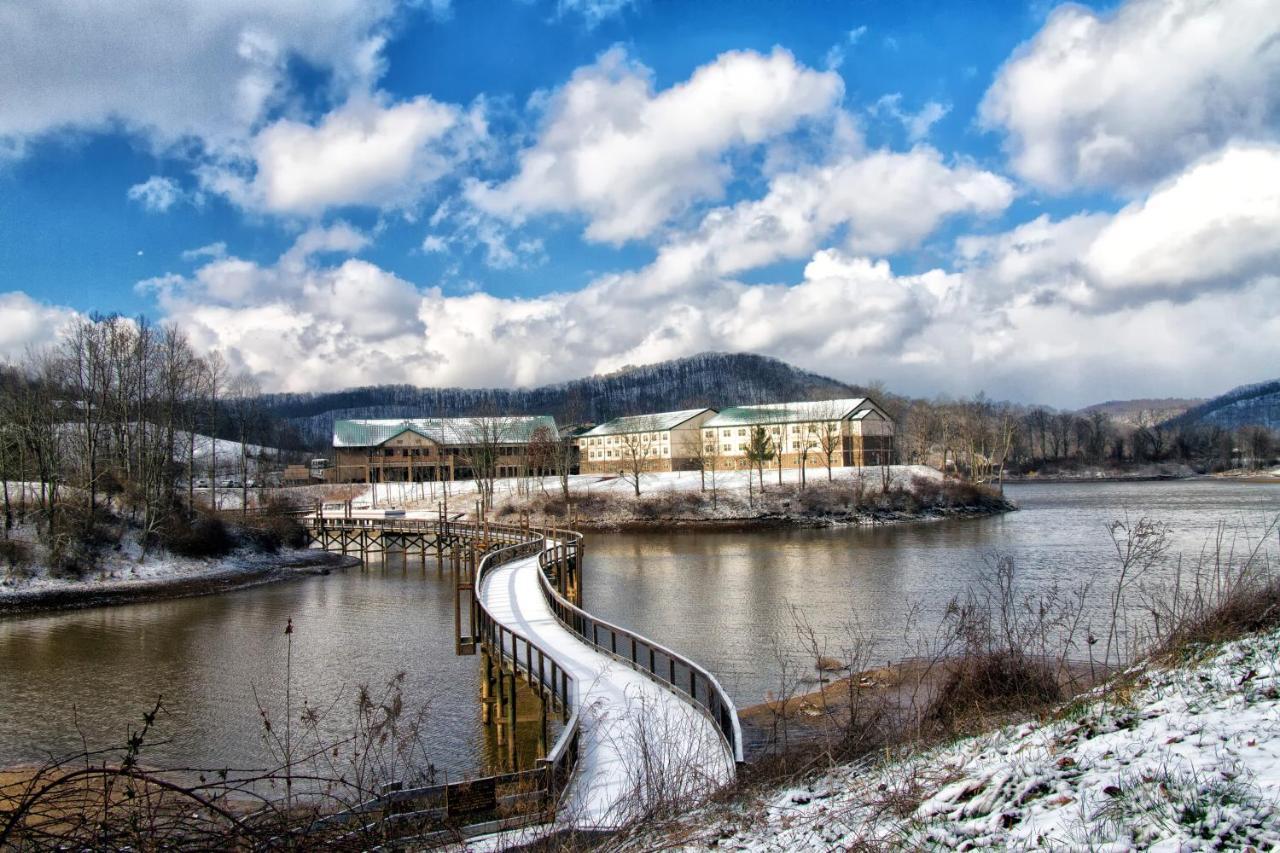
333 416 558 448
703 398 871 428
580 408 712 438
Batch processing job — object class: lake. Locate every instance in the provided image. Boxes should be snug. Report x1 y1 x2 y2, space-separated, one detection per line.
1 478 1275 779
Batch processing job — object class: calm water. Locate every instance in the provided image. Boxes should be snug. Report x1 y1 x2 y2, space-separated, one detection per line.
1 479 1276 775
0 556 498 779
583 479 1280 703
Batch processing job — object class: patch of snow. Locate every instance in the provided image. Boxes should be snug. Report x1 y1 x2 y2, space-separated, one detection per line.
479 549 734 830
621 629 1280 850
350 465 942 513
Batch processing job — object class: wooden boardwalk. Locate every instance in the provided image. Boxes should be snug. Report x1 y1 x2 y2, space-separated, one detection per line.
480 548 735 828
304 513 742 834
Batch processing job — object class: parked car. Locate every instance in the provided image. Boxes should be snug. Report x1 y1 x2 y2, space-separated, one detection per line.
194 478 210 489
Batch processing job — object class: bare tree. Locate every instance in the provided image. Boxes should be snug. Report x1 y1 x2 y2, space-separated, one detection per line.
60 315 115 533
228 372 262 515
691 427 713 493
202 351 227 510
745 424 774 499
461 410 514 513
795 421 816 490
618 418 663 497
815 407 843 481
525 424 557 496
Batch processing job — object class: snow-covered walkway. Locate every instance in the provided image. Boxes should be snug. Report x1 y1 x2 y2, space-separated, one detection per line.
479 551 735 829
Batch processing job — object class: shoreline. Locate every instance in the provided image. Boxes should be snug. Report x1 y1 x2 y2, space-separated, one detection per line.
0 549 359 617
564 502 1015 532
1003 473 1202 484
735 653 1109 762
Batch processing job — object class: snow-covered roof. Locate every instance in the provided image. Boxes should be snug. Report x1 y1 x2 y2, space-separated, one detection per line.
704 398 872 428
333 416 558 448
581 408 713 437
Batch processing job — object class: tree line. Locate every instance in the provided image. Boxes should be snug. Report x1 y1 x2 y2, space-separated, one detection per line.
890 394 1277 480
0 314 302 568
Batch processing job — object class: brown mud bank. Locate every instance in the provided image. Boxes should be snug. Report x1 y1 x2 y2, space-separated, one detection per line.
0 550 358 617
736 654 1106 761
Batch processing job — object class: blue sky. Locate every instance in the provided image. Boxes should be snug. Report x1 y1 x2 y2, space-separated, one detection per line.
2 0 1278 406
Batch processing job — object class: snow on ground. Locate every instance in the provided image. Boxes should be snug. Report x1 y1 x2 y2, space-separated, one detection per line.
355 465 942 513
630 630 1280 851
479 548 735 830
178 431 277 468
0 517 320 600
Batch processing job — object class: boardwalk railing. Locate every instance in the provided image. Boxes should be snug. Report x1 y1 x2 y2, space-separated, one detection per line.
536 531 745 764
302 513 744 836
303 516 581 833
469 534 583 808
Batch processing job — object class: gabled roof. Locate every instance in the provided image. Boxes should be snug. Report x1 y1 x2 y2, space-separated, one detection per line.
333 416 558 448
581 408 713 438
704 398 872 428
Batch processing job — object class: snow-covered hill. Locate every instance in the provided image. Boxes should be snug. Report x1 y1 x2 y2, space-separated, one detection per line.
626 630 1280 850
259 352 867 444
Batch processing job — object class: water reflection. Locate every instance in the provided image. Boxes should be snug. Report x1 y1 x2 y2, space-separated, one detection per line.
0 557 490 781
1 479 1275 772
582 479 1280 704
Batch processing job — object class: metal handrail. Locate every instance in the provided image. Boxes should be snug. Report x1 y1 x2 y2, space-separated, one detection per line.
468 530 583 812
305 514 741 803
535 532 744 764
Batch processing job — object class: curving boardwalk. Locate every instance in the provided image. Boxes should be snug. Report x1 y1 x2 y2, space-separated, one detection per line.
480 549 735 829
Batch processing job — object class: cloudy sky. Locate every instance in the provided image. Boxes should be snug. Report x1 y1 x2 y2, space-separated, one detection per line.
1 0 1277 407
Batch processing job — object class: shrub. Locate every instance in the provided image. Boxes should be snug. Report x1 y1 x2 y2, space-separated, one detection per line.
241 514 309 553
0 538 33 580
164 515 235 558
924 650 1062 731
49 537 99 580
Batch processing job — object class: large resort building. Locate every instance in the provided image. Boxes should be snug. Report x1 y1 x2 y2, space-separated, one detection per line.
326 398 894 483
703 398 895 469
331 416 558 483
577 408 716 475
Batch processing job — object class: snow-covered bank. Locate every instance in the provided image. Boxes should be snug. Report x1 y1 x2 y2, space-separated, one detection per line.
0 545 353 615
1004 462 1201 483
0 502 353 615
497 466 1012 530
348 466 1013 529
620 630 1280 850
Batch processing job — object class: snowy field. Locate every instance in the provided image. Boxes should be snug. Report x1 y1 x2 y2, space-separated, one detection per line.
352 464 943 512
623 629 1280 850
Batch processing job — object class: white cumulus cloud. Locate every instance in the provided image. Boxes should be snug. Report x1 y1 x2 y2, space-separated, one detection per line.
981 0 1280 191
202 93 476 215
0 0 399 156
470 46 844 243
0 292 79 360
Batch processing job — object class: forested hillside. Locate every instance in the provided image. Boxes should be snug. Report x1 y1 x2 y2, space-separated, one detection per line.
261 352 866 445
1166 380 1280 431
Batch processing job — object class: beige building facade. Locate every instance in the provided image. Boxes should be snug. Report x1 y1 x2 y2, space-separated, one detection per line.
701 398 895 470
331 416 558 483
577 408 716 475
